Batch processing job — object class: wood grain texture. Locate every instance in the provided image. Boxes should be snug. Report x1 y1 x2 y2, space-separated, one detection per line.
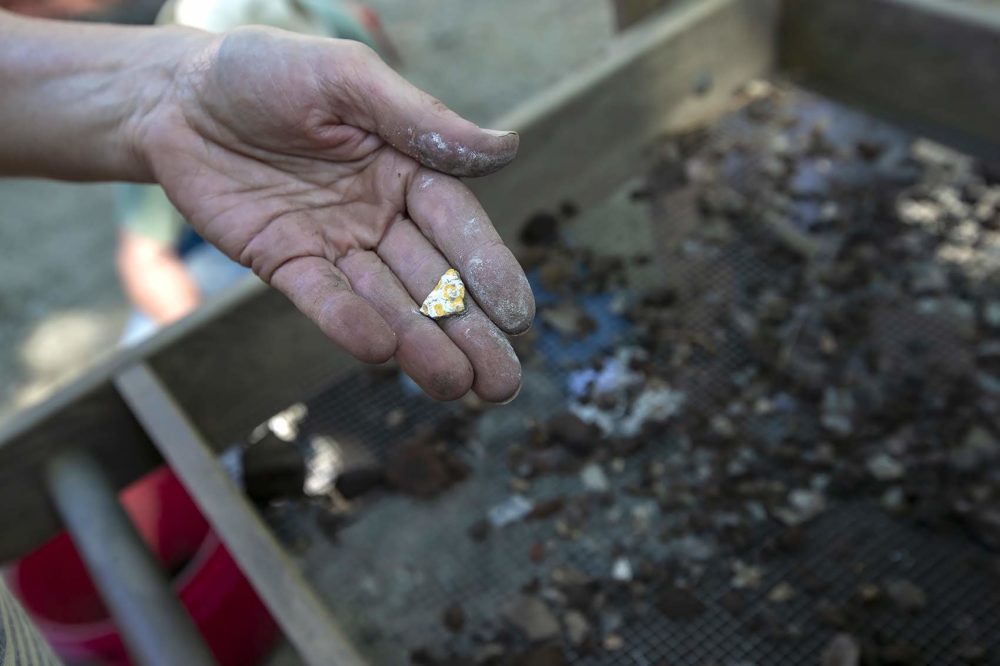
115 364 366 666
781 0 1000 161
0 0 777 560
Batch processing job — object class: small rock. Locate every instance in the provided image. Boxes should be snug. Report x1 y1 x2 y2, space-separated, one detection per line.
711 414 737 438
511 644 568 666
631 502 657 533
774 489 826 526
984 302 1000 328
611 557 633 582
897 198 942 226
821 388 855 437
731 560 763 589
538 253 577 292
909 263 949 294
547 411 602 456
952 426 1000 471
502 595 561 643
488 495 534 527
385 439 469 498
668 535 716 562
541 302 596 338
474 644 506 663
384 407 406 429
885 579 927 613
867 453 905 481
821 413 853 437
792 488 825 512
856 140 886 162
915 297 976 339
520 212 561 247
656 586 705 622
619 385 686 437
441 604 465 633
603 634 624 651
334 466 386 500
580 463 610 493
550 565 591 588
856 583 881 605
563 611 590 647
822 633 861 666
881 487 907 513
525 496 566 521
510 475 532 493
409 647 445 665
767 582 797 604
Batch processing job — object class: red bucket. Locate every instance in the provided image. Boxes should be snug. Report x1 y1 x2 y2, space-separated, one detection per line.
6 466 278 665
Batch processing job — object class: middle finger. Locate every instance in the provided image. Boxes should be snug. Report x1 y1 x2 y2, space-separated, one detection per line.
337 250 474 401
377 217 522 403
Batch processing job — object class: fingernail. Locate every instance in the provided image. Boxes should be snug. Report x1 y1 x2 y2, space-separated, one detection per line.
500 382 523 405
483 129 518 138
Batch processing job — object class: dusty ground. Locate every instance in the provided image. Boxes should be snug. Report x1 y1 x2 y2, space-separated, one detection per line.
0 0 613 424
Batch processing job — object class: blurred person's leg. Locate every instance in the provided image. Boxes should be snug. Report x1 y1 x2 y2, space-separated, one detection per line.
119 241 250 346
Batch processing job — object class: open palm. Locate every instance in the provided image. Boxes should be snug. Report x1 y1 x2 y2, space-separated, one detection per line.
139 28 534 402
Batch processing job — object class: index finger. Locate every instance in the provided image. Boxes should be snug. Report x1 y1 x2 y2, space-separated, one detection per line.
405 167 535 334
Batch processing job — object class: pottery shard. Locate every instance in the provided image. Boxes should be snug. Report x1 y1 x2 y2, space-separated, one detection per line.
420 269 466 319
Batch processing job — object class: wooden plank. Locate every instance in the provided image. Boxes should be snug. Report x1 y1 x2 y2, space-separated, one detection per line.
115 364 366 666
148 280 358 453
780 0 1000 161
0 0 776 561
471 0 779 248
0 276 359 562
612 0 677 29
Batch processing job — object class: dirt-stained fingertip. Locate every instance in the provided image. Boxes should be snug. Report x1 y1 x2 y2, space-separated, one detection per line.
477 369 522 404
420 364 475 402
410 129 519 178
498 381 523 405
329 302 398 364
500 289 536 336
465 323 523 404
465 259 536 335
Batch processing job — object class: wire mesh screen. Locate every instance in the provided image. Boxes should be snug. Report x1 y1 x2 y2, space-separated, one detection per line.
273 84 1000 665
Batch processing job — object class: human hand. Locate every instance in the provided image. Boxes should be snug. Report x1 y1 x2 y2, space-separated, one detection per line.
137 28 534 402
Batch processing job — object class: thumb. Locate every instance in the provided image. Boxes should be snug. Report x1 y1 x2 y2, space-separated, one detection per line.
335 43 519 177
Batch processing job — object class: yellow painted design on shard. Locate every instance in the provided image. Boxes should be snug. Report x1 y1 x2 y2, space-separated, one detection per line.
420 268 466 319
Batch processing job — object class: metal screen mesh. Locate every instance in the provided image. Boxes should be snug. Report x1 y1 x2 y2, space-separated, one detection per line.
273 85 1000 665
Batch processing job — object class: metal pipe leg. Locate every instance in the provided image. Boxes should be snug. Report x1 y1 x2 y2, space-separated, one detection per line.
46 450 216 666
